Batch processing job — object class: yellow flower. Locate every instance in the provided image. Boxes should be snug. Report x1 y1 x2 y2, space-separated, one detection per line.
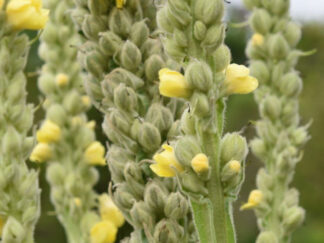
224 64 258 95
116 0 126 9
3 0 49 30
99 194 125 228
30 143 52 163
240 189 263 210
191 153 209 174
37 120 61 143
90 220 117 243
0 216 5 237
85 141 106 166
82 95 91 108
150 144 184 177
251 33 264 47
55 73 69 87
228 160 241 173
159 68 192 98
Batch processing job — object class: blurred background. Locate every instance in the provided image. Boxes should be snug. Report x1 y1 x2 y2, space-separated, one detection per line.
24 2 324 243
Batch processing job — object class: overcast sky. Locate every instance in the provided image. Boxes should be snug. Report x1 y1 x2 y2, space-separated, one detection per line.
230 0 324 21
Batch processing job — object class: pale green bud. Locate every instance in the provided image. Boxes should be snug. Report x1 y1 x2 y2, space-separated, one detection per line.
220 133 248 164
144 181 167 213
256 231 278 243
2 127 21 155
191 92 210 117
251 138 267 159
279 72 302 97
211 44 231 72
46 163 66 186
179 171 208 195
38 73 56 95
284 189 300 208
250 61 270 83
157 7 175 33
120 41 142 70
269 34 290 59
144 54 165 82
141 38 163 59
47 104 66 126
164 38 185 61
283 206 305 233
146 103 174 134
185 61 213 92
291 126 309 146
167 120 181 139
243 0 261 9
63 91 84 115
180 109 196 135
166 1 191 27
114 84 138 112
124 163 145 198
261 95 281 120
173 28 188 48
6 75 24 103
21 137 34 159
256 169 273 191
194 0 223 25
2 217 26 242
256 121 277 144
221 160 241 182
108 8 132 38
87 0 110 15
114 184 136 210
82 15 106 40
104 68 144 90
74 125 95 149
81 212 100 233
130 201 155 228
201 24 225 53
85 50 106 79
137 122 161 153
99 31 123 56
22 206 39 224
268 0 289 16
164 192 189 220
250 9 272 35
82 167 99 186
109 109 131 135
283 21 302 47
193 21 207 41
153 219 184 243
175 136 201 167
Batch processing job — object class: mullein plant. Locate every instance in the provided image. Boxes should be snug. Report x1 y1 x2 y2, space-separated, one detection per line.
31 0 124 242
241 0 309 242
153 0 258 242
0 0 48 242
71 0 195 242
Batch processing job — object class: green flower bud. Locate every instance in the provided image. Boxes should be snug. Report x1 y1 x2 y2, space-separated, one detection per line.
109 109 132 135
173 28 188 48
46 163 66 186
164 38 185 61
268 0 289 16
82 15 106 40
180 109 196 135
250 9 272 35
243 0 261 9
146 103 174 134
2 127 22 155
260 95 281 120
256 169 273 191
284 189 300 208
283 206 305 233
201 24 225 53
256 231 278 243
193 21 207 41
99 31 123 56
74 126 95 149
185 61 213 92
179 171 208 195
269 34 290 59
124 163 145 198
114 184 136 210
6 74 24 103
283 21 301 47
291 126 309 146
164 192 189 220
81 212 100 233
38 73 56 95
130 201 155 228
157 7 175 33
250 61 270 84
278 72 302 97
167 120 181 140
220 133 248 164
144 181 167 213
63 91 84 115
114 84 138 112
175 136 201 167
137 122 161 153
130 21 150 48
153 219 184 243
221 160 241 183
144 54 165 82
46 104 67 126
87 0 110 16
120 41 142 71
141 38 163 60
22 206 39 224
2 217 26 242
256 121 277 144
85 50 107 79
191 92 210 117
210 44 231 72
108 8 132 38
194 0 223 25
250 138 267 159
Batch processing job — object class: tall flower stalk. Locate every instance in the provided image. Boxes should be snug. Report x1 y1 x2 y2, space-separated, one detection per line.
71 0 194 242
154 0 258 242
241 0 308 242
33 0 124 242
0 0 48 242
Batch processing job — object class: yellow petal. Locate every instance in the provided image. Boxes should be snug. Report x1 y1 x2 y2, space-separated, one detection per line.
159 68 191 98
99 194 125 227
37 120 61 143
29 143 52 163
191 153 209 173
90 220 117 243
85 142 106 166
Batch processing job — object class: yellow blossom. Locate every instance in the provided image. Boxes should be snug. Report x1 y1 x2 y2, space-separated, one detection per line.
159 68 192 98
30 143 52 163
191 153 209 174
0 216 5 237
2 0 49 30
85 141 106 166
240 189 263 210
55 73 69 87
150 144 184 177
90 220 117 243
99 194 125 227
224 64 258 95
251 33 264 46
116 0 126 9
37 120 61 143
228 160 241 173
82 95 91 108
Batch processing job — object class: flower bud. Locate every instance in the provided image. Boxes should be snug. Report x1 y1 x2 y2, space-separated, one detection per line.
240 190 263 210
278 72 302 97
85 50 107 79
90 220 117 243
120 41 142 71
261 95 281 120
46 104 66 126
114 84 138 112
291 126 309 146
191 153 210 175
38 73 56 95
256 169 273 191
256 231 278 243
283 206 305 233
269 34 290 59
220 133 248 164
108 8 131 38
164 192 189 220
153 219 184 243
175 136 201 167
211 44 231 72
249 61 270 83
46 162 66 186
190 92 209 117
84 141 106 166
55 73 69 87
63 91 84 114
99 31 123 56
1 217 25 243
157 7 174 33
87 0 110 15
144 54 165 82
250 138 267 159
82 15 106 40
144 181 167 213
179 171 208 195
114 184 135 210
221 160 241 182
180 109 196 135
193 21 207 41
194 0 223 25
250 9 272 35
283 21 301 47
251 33 265 47
37 120 61 143
146 103 173 134
2 127 21 155
137 122 161 153
130 201 155 228
29 143 52 163
173 28 188 48
185 61 213 92
268 0 289 16
164 38 185 61
243 0 260 9
201 24 225 52
123 163 145 198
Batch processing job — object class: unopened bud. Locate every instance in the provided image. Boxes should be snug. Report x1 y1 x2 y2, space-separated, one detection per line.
130 202 155 228
221 160 241 182
180 109 196 135
144 181 167 213
146 103 173 133
191 153 209 175
220 133 248 164
120 41 142 70
129 20 149 47
164 192 189 220
211 44 231 72
261 95 281 120
46 104 66 126
108 8 131 38
114 84 138 112
144 54 165 82
201 24 225 52
283 206 305 233
269 34 290 60
250 61 270 83
193 21 207 41
191 92 209 117
2 127 21 155
137 122 161 153
194 0 223 25
153 219 184 243
55 73 69 87
175 136 201 167
179 171 208 195
250 9 272 35
278 72 302 97
99 31 123 56
284 21 301 47
291 126 309 146
256 231 278 243
46 162 66 186
185 61 213 92
82 15 106 40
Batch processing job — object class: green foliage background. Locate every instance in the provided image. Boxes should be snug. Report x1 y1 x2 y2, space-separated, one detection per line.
23 11 324 243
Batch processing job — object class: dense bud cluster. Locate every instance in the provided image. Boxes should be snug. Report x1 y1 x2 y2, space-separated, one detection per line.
243 0 307 241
